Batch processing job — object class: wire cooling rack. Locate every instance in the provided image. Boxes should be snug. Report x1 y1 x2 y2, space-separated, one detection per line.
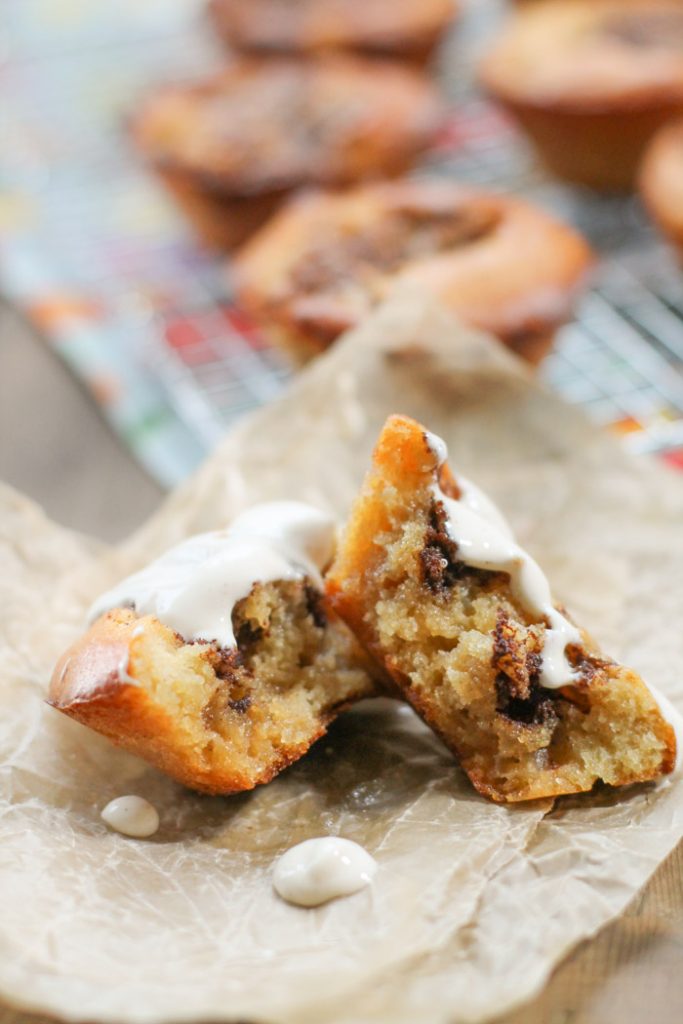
426 4 683 468
139 0 683 471
1 0 682 484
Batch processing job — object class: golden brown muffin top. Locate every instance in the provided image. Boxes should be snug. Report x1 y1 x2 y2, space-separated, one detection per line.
209 0 456 56
481 1 683 109
132 57 444 196
282 191 500 305
234 179 593 345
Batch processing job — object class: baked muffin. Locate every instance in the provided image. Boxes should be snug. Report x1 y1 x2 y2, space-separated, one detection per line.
49 502 375 794
132 57 445 249
640 118 683 260
208 0 458 65
233 179 593 365
326 415 678 803
481 1 683 190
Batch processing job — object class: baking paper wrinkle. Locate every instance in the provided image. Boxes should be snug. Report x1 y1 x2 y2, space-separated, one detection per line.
1 294 683 1024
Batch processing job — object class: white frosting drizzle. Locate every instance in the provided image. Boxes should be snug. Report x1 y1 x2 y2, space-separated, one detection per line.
273 837 377 907
457 474 515 540
424 430 582 689
101 796 159 838
424 429 683 771
88 502 335 648
116 652 138 687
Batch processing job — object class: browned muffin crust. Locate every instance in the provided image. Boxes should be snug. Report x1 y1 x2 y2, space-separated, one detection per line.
132 57 445 249
49 579 375 794
233 179 593 364
208 0 458 64
326 414 676 803
640 118 683 260
481 0 683 189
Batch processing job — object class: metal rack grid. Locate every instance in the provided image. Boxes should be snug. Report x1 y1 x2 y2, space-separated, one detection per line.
149 301 291 449
140 0 683 467
2 0 682 484
429 4 683 464
147 116 683 467
426 132 683 456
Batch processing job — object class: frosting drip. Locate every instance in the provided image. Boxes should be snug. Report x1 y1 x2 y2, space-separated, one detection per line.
88 501 336 648
424 430 581 689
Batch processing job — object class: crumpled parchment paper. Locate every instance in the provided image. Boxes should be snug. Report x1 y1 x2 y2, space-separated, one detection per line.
2 294 683 1024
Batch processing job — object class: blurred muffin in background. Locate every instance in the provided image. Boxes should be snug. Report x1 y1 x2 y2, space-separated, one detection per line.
132 58 445 249
640 119 683 261
480 0 683 190
208 0 458 65
233 179 594 364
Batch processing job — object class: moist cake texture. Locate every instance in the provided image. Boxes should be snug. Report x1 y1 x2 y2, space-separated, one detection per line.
327 415 677 802
49 504 375 794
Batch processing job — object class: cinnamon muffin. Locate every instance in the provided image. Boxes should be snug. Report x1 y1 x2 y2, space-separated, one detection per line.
326 415 678 803
208 0 458 64
49 502 375 794
481 0 683 190
233 179 593 364
132 57 445 249
640 118 683 260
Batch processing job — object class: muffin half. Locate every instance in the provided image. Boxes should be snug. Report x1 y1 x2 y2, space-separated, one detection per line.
132 57 445 249
233 179 593 364
326 415 678 803
481 0 683 190
49 503 375 794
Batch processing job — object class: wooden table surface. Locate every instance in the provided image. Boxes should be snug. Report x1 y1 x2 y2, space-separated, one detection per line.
2 302 683 1024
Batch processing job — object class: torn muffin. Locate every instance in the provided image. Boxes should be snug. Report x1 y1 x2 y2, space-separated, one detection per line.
49 502 375 794
326 415 678 803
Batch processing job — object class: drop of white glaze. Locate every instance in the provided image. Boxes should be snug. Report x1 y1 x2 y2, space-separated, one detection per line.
101 796 160 838
273 837 377 907
424 429 581 689
88 502 335 649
